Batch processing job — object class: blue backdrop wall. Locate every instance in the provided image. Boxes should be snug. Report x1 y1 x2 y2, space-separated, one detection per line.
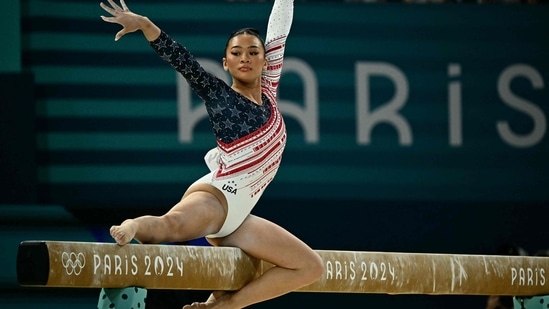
27 1 548 206
2 0 548 308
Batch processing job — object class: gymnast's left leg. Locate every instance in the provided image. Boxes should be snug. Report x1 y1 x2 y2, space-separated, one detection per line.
184 215 324 309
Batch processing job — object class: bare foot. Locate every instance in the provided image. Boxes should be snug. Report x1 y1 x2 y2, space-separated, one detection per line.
182 302 207 309
110 219 137 245
182 292 233 309
205 291 225 304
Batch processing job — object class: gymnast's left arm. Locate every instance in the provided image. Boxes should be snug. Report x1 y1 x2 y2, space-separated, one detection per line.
262 0 294 96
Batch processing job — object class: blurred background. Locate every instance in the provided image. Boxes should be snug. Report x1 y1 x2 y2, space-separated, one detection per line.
1 0 548 308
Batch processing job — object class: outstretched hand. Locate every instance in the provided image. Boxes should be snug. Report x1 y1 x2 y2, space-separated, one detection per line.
100 0 142 41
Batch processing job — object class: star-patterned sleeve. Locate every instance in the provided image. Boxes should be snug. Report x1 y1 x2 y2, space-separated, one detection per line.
149 31 230 104
262 0 294 101
148 31 271 145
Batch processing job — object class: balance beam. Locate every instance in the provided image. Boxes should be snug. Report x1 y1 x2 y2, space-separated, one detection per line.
17 240 549 296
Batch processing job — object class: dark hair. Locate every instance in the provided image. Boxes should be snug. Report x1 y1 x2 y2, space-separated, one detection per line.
224 27 266 54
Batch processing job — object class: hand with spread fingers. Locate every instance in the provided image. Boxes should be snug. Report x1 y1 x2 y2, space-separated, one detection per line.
100 0 159 41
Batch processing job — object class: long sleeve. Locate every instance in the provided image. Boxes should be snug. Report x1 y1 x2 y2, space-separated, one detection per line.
149 31 230 104
266 0 294 43
262 0 294 100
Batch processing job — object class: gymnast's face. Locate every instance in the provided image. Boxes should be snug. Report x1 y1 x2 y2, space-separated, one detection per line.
223 34 267 83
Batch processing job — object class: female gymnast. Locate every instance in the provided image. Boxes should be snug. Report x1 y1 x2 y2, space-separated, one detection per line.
99 0 324 308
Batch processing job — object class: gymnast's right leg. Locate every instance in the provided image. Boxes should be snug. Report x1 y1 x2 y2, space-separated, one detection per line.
110 189 228 245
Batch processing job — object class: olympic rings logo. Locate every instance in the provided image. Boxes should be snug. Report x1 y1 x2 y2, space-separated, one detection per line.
61 252 86 275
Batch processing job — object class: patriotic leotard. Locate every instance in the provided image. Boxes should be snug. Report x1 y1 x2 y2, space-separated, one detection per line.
149 0 293 238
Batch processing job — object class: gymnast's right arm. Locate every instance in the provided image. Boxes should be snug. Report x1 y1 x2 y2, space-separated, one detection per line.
100 0 223 101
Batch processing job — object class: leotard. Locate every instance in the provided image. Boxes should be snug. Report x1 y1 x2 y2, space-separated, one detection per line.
149 0 294 238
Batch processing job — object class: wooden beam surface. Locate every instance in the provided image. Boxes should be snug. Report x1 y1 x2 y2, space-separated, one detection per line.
16 241 549 296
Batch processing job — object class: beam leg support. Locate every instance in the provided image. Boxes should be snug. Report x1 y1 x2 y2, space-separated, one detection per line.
98 287 147 309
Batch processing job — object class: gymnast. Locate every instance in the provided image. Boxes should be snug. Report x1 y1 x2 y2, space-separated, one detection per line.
99 0 324 308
